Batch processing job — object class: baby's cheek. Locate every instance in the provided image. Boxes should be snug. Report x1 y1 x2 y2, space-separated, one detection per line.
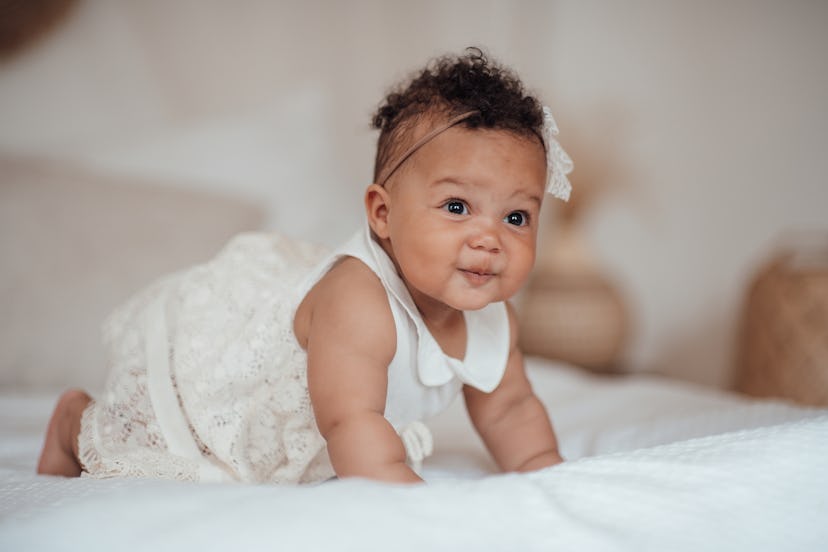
509 246 536 288
515 239 537 269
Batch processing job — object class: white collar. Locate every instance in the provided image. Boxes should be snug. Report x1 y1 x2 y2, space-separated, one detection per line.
360 224 509 393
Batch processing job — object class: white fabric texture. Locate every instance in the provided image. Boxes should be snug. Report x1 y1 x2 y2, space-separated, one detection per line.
2 360 827 550
3 414 826 551
78 225 510 484
541 105 574 201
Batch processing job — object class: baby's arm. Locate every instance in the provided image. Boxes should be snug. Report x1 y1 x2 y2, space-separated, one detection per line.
304 258 422 483
463 303 563 472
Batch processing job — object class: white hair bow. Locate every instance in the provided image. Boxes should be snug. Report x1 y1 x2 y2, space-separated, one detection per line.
542 106 574 201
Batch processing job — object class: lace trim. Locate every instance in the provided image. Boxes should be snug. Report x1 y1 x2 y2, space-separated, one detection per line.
78 400 199 482
76 399 99 474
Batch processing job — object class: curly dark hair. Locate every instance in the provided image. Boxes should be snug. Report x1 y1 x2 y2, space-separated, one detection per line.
371 47 545 183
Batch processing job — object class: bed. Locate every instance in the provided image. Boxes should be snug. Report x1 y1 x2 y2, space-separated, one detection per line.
1 156 826 550
2 358 826 551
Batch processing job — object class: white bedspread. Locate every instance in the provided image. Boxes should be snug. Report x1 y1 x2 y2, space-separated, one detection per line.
2 359 826 551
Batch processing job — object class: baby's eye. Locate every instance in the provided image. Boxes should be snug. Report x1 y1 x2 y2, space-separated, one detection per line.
443 200 468 216
504 211 529 227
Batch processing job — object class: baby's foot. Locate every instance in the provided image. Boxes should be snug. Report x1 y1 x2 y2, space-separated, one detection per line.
36 389 91 477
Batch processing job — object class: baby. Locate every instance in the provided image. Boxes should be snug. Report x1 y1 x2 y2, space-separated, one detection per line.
37 48 572 484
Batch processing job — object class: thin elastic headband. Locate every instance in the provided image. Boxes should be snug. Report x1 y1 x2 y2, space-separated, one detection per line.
377 110 479 186
376 106 573 201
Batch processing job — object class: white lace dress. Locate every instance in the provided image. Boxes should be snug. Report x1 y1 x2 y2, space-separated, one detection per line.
78 225 510 484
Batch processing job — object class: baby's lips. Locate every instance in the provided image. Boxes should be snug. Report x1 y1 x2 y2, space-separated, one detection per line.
459 267 497 277
458 262 499 276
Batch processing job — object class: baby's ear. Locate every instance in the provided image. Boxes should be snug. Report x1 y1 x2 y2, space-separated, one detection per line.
364 184 392 239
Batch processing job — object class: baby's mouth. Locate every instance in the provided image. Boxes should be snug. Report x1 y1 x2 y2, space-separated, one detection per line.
459 268 496 284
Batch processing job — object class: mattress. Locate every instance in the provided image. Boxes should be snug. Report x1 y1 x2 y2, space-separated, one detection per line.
1 358 826 551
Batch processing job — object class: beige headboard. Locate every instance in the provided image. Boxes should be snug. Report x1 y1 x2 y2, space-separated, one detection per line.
0 155 265 391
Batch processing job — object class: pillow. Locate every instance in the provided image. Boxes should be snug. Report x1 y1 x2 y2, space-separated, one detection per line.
0 155 265 391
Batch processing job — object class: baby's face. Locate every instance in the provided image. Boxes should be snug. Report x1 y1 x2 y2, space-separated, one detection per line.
383 127 547 312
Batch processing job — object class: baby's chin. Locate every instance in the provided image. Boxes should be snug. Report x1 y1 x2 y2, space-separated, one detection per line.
446 293 506 312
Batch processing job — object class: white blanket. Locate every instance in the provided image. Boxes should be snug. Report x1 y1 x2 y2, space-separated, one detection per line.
2 360 826 551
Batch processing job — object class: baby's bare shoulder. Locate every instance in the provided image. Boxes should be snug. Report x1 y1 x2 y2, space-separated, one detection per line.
314 257 386 304
302 257 396 360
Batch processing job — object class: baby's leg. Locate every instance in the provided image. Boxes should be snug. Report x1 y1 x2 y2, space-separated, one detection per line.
37 389 91 477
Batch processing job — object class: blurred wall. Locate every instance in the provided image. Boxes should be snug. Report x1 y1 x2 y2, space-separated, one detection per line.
1 0 826 387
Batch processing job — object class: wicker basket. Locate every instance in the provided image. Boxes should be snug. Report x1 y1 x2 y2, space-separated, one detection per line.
735 246 828 406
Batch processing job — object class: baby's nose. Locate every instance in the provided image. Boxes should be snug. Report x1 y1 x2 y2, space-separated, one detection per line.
468 222 501 252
